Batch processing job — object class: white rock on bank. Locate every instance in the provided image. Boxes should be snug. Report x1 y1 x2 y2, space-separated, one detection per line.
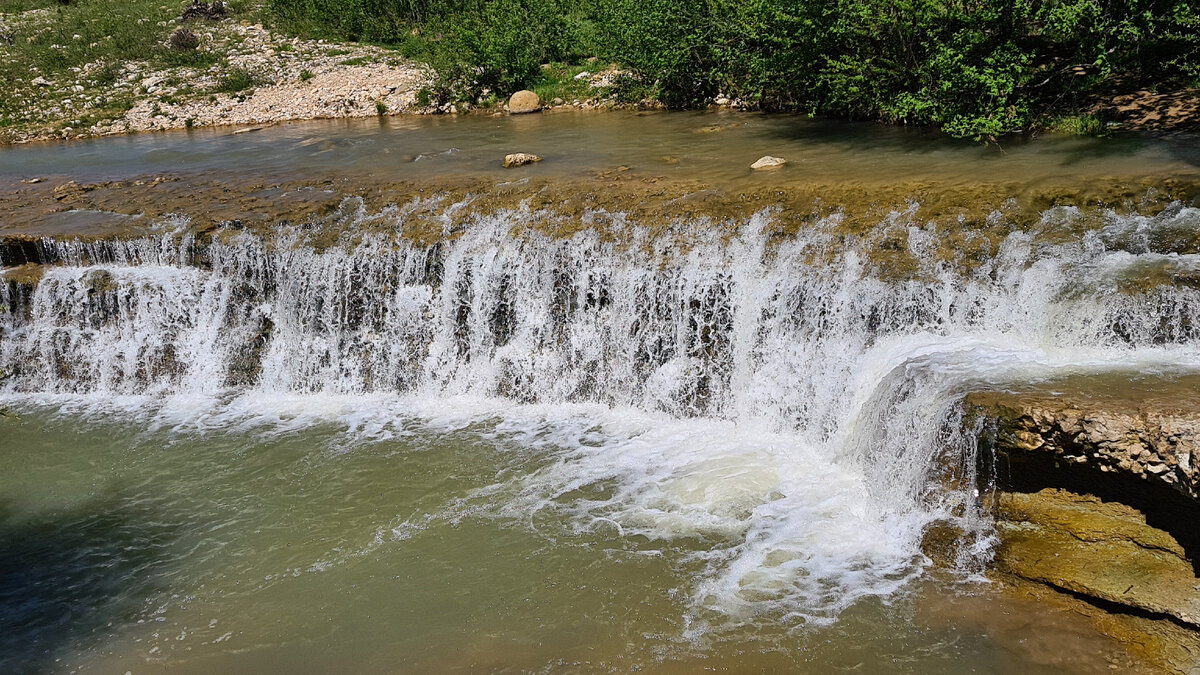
751 155 787 170
503 153 541 168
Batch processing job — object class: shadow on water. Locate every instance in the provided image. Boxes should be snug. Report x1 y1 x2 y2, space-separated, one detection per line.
1159 131 1200 172
0 495 177 674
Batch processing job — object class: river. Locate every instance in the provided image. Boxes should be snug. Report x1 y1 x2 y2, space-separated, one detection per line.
1 111 1199 672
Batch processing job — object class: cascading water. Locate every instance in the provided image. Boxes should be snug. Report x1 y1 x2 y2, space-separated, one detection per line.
2 197 1199 628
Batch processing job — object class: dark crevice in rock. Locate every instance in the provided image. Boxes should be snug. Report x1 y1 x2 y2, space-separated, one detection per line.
0 236 55 267
1033 577 1200 635
984 447 1200 576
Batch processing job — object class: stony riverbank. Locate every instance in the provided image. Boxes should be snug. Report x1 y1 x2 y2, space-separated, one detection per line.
0 2 433 144
0 2 643 145
3 1 1196 145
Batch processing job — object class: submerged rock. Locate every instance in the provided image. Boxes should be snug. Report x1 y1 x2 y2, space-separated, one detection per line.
508 90 541 114
750 156 787 170
503 153 541 168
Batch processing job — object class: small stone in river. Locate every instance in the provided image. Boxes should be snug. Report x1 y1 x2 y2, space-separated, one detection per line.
552 97 564 106
508 90 540 114
751 155 787 170
503 153 541 168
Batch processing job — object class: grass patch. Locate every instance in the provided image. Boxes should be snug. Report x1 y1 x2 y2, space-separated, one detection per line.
0 0 58 12
1042 113 1110 136
339 55 372 66
215 67 256 93
0 0 256 124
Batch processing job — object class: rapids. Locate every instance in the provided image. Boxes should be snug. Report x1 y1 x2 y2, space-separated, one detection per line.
3 196 1198 635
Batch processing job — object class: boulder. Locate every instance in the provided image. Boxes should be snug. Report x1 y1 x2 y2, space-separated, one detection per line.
750 156 787 170
503 153 541 168
508 90 541 114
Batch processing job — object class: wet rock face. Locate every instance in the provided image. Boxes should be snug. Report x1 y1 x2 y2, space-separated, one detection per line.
992 489 1200 628
962 375 1200 654
966 379 1200 502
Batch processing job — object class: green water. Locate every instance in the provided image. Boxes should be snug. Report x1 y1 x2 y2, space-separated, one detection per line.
0 407 1151 673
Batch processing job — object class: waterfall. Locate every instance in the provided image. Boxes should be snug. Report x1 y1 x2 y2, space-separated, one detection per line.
2 197 1199 625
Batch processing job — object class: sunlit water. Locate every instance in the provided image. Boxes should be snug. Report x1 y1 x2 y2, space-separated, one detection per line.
2 114 1199 672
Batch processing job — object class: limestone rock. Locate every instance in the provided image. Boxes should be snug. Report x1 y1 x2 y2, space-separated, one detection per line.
508 90 540 114
503 153 541 168
991 489 1200 628
750 156 787 170
964 373 1200 502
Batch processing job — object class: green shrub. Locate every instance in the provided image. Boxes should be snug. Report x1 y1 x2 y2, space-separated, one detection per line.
215 67 255 93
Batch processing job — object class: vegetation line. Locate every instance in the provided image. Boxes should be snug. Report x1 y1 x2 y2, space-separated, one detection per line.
268 0 1200 139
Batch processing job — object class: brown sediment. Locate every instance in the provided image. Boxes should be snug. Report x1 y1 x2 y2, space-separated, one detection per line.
986 573 1200 673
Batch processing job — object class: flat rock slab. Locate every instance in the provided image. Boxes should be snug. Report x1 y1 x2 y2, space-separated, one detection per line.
993 488 1200 628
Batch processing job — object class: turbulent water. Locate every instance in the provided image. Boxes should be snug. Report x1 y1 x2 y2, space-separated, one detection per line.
2 196 1200 633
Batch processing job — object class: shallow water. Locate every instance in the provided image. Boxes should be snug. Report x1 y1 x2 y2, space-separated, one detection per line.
3 110 1199 188
0 408 1152 673
2 113 1199 672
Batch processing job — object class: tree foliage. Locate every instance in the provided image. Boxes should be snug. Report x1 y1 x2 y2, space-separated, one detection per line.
267 0 1200 137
